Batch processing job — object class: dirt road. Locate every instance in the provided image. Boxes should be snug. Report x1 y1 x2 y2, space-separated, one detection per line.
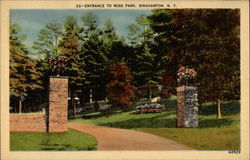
68 122 193 151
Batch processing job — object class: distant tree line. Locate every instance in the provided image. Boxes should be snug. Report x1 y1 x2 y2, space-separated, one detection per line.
10 9 240 118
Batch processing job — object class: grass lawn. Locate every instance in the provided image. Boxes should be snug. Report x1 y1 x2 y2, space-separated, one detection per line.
137 126 239 150
10 129 97 151
70 97 240 150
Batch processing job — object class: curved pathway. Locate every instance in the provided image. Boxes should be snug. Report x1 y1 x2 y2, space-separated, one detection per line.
68 122 193 151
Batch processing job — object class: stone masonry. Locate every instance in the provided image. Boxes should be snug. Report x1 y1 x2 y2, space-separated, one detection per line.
10 77 68 133
176 86 198 128
10 113 46 132
48 76 68 132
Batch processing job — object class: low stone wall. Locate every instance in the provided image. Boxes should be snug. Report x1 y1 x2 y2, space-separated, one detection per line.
10 77 69 133
10 112 46 132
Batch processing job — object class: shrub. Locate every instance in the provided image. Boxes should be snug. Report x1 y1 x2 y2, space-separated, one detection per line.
131 103 165 114
106 62 136 109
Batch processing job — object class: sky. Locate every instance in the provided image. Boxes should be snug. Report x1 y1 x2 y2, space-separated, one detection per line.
10 9 152 51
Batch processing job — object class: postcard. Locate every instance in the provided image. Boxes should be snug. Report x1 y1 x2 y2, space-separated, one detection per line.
1 0 249 159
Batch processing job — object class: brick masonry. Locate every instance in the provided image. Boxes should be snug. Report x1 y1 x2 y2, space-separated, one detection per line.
48 76 68 132
10 113 46 132
176 86 198 128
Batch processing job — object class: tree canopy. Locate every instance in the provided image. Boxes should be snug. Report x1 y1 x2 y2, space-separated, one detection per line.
10 22 43 112
10 10 240 117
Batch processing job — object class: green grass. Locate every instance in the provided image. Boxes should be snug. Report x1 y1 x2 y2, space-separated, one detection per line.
10 129 97 151
136 127 240 150
70 97 240 150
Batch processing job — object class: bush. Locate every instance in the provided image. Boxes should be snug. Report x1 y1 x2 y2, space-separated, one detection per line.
106 62 136 109
131 103 165 114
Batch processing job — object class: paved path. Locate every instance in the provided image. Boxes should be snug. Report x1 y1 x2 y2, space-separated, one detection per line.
68 122 193 151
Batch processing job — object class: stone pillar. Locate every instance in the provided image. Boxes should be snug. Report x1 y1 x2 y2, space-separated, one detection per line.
176 86 198 128
48 76 68 132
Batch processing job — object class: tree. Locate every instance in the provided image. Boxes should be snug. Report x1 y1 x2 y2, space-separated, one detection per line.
106 62 136 112
58 16 85 117
32 23 63 58
81 12 109 101
32 23 63 98
127 24 141 45
191 9 240 118
10 22 43 113
102 19 122 62
127 14 164 99
148 9 178 90
149 9 240 118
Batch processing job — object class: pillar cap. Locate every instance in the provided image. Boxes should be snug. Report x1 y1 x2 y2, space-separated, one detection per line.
177 85 197 92
49 76 69 79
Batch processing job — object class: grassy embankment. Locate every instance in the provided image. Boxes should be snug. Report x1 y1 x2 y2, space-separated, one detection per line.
10 129 97 151
70 97 240 150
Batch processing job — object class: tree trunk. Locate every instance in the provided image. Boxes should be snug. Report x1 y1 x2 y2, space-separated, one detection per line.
74 103 76 118
149 86 152 100
70 92 75 118
19 100 22 114
120 106 123 114
73 102 76 118
72 92 77 118
89 89 93 103
216 100 222 118
148 82 152 100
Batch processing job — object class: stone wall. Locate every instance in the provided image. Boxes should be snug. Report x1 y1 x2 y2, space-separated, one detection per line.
48 76 68 132
10 77 69 133
10 113 46 132
176 86 198 128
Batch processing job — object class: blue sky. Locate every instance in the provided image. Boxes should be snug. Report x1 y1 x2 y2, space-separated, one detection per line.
10 10 152 50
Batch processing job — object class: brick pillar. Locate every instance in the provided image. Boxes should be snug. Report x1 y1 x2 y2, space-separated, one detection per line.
176 86 198 128
48 76 68 132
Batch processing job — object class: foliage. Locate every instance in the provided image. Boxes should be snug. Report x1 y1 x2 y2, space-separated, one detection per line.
11 9 240 114
148 9 176 82
59 16 85 92
57 16 86 117
10 129 97 151
127 14 166 100
106 62 136 109
127 14 160 86
9 22 43 111
32 23 63 58
80 12 109 101
149 9 240 118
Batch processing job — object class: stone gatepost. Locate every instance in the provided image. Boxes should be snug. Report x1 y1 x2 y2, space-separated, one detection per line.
48 76 68 132
176 86 198 128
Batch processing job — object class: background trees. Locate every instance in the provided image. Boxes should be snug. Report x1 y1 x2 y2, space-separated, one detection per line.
81 12 109 102
127 14 166 99
10 10 240 118
58 16 85 117
33 23 63 58
192 10 240 118
10 22 43 112
149 9 240 118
